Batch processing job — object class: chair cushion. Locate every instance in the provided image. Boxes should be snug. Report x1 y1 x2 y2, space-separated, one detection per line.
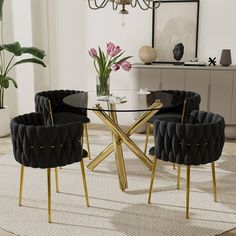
147 113 182 124
53 112 90 124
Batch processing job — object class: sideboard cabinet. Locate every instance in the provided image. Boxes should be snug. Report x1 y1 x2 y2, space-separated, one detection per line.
132 64 236 138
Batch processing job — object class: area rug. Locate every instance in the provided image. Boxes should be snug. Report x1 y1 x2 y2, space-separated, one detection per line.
0 131 236 236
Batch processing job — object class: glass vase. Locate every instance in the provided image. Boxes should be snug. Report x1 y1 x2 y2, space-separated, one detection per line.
96 75 110 96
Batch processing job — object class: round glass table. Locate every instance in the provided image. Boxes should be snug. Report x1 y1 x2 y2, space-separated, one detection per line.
63 90 182 191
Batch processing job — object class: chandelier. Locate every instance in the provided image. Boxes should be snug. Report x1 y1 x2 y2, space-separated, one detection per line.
87 0 161 14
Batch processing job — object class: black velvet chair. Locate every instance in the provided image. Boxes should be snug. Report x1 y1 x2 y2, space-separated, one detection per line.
35 90 91 159
148 110 225 219
10 112 89 223
144 90 201 158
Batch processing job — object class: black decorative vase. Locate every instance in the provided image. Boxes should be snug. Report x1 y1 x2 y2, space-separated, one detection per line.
220 49 232 66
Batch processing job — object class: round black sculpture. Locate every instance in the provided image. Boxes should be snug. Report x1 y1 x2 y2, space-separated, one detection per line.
173 43 184 63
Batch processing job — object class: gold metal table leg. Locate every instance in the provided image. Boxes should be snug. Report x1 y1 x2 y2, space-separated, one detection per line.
109 103 128 191
87 101 163 171
144 123 150 155
93 106 153 170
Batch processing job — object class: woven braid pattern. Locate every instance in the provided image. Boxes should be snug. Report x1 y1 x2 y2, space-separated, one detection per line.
146 90 201 122
161 90 201 122
10 113 84 168
35 90 87 126
154 110 225 165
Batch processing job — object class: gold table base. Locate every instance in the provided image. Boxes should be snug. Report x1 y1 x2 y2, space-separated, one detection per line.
88 100 162 191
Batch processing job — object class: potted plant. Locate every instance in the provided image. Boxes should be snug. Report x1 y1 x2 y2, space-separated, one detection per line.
0 0 46 137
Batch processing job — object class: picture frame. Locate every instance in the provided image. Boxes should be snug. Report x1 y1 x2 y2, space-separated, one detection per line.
152 0 200 64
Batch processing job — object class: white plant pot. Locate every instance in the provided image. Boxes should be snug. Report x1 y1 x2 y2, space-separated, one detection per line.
0 106 10 137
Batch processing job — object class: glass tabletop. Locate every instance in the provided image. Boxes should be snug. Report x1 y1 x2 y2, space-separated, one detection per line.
63 90 182 112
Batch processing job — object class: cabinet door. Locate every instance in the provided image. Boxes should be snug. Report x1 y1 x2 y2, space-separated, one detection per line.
140 69 161 90
210 71 234 123
231 72 236 124
161 69 185 90
185 70 210 111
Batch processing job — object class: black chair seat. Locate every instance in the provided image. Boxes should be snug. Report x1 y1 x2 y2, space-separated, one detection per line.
147 113 182 124
53 112 90 125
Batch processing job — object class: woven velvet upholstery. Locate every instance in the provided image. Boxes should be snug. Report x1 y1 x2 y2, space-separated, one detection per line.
154 110 225 165
147 90 201 124
35 90 89 126
10 113 87 168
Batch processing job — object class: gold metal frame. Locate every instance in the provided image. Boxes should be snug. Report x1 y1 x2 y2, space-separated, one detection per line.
19 165 24 206
84 123 91 160
55 168 59 193
148 161 218 219
144 123 151 155
18 162 89 223
88 100 162 191
47 168 52 223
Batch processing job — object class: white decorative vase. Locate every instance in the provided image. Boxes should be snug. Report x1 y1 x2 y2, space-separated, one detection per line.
139 46 157 64
0 106 10 137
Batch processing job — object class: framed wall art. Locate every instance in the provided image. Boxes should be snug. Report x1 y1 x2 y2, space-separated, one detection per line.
152 0 200 64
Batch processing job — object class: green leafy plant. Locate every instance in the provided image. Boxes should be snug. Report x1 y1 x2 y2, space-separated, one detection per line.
0 0 46 109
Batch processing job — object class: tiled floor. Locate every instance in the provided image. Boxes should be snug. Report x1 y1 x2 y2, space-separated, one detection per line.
0 129 236 236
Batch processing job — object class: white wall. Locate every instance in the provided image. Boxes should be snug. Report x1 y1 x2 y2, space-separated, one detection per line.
198 0 236 64
85 0 236 124
56 0 87 91
2 0 17 117
11 0 35 115
6 0 236 120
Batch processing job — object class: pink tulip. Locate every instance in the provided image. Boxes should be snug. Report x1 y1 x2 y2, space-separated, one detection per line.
107 42 115 55
121 61 132 71
88 48 97 58
110 46 122 57
112 64 120 71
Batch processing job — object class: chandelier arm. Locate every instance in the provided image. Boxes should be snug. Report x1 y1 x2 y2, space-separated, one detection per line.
135 0 149 10
112 1 119 10
87 0 109 9
130 0 138 8
138 0 161 10
94 0 109 8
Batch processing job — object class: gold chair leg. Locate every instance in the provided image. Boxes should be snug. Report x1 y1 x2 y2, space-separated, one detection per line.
55 168 59 193
47 168 52 223
19 165 24 206
148 158 158 204
177 164 181 190
173 163 176 170
84 123 91 160
186 166 190 219
211 162 217 202
80 159 89 207
144 123 150 155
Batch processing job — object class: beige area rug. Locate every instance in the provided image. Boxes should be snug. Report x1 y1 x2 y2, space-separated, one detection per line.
0 130 236 236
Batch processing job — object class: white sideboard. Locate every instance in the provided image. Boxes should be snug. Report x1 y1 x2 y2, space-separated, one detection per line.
132 63 236 138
